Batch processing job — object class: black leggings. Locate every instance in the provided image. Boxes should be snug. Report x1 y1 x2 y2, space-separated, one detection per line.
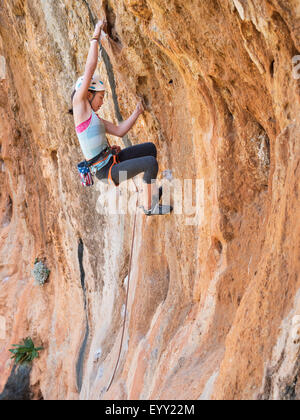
95 142 159 186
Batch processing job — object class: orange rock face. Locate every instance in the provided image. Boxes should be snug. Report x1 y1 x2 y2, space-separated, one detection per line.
0 0 299 400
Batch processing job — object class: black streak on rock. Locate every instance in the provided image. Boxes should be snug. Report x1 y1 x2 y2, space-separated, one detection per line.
76 238 90 393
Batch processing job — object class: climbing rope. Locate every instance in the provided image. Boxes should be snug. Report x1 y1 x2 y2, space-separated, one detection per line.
106 178 139 393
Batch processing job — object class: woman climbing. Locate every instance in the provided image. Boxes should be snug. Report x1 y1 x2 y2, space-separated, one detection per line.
71 19 173 216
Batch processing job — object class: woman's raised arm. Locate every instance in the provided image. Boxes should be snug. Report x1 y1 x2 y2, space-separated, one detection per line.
74 19 106 101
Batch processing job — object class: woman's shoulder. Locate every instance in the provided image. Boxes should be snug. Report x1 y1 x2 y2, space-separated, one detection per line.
93 111 105 126
73 100 92 126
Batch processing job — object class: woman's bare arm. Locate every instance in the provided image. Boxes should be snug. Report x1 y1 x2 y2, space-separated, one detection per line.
101 101 145 137
73 20 106 102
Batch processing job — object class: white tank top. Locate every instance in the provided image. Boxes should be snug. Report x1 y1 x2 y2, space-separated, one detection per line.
75 110 109 160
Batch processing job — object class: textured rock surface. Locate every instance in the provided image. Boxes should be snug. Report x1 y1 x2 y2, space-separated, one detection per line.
0 0 299 400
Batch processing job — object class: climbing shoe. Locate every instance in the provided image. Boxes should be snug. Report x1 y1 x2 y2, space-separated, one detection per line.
143 202 173 216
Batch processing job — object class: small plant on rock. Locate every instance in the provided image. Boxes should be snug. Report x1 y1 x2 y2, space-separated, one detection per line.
32 258 50 285
9 337 43 365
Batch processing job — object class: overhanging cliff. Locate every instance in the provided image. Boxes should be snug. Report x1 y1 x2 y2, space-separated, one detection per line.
0 0 299 400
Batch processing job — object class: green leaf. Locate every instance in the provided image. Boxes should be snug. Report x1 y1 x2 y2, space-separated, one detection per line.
9 337 43 365
24 337 34 348
16 354 24 363
13 347 29 353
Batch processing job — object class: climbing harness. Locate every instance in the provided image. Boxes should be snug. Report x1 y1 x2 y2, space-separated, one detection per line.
76 146 120 187
106 178 139 393
88 148 113 175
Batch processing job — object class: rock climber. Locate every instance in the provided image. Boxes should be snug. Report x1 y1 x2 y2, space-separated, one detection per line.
70 19 173 216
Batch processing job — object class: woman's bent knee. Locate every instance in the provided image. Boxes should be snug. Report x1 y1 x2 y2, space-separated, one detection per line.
145 142 157 158
144 155 158 168
143 156 158 183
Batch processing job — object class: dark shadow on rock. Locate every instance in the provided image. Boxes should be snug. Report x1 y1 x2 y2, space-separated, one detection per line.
0 364 32 400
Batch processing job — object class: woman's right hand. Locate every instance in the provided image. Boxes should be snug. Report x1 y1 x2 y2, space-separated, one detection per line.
111 145 121 154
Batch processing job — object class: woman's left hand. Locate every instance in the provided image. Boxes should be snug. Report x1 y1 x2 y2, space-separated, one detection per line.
135 100 145 116
111 145 121 154
93 19 107 39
